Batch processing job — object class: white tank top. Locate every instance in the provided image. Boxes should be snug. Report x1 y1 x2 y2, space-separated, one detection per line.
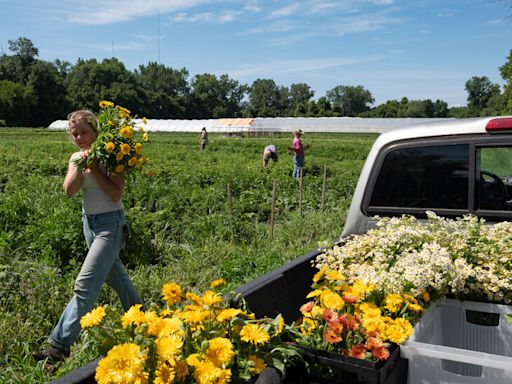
82 172 123 214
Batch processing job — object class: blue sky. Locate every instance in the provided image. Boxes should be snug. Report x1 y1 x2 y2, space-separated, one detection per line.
1 0 511 107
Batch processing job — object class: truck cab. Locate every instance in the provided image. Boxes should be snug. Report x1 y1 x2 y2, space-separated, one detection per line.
342 116 512 237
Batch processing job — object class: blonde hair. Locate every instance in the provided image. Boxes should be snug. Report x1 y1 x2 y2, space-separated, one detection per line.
67 110 98 133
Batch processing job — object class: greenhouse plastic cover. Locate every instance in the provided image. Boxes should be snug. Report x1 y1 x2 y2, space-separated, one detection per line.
49 117 454 134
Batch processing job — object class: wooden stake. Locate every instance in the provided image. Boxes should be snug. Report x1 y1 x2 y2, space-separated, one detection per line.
299 167 303 215
270 180 277 239
321 165 327 210
227 183 233 215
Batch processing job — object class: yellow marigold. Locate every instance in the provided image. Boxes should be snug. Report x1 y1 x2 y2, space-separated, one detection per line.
326 270 344 281
156 334 184 363
121 304 146 328
174 360 189 381
382 317 413 344
128 156 138 167
352 280 375 296
143 132 150 142
121 143 131 155
162 282 182 306
115 164 125 174
202 290 223 307
408 303 424 312
240 324 270 346
186 291 203 305
148 316 183 338
311 305 324 318
205 337 235 367
154 363 175 384
178 309 209 328
321 290 344 311
306 289 323 299
134 142 143 154
362 316 385 334
115 151 124 161
186 353 202 368
118 106 131 118
210 278 225 288
95 343 148 384
313 266 327 283
194 360 232 384
421 290 431 302
99 100 114 108
105 142 116 153
80 305 106 328
300 317 317 335
120 126 134 139
216 308 242 322
357 302 381 318
248 355 266 374
384 294 403 313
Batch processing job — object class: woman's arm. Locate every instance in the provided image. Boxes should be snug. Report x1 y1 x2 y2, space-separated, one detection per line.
63 152 84 197
88 158 125 202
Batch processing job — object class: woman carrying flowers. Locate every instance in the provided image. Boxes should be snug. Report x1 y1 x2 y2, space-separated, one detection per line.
33 108 142 362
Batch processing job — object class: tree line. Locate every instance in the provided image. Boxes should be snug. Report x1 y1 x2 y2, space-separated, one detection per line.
0 37 511 127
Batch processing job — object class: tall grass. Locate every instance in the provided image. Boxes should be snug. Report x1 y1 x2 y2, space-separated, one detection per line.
0 129 376 382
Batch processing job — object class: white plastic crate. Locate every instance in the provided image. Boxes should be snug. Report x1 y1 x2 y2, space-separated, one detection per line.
400 298 512 384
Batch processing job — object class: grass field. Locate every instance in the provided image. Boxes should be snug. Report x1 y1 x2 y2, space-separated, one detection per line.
0 128 377 383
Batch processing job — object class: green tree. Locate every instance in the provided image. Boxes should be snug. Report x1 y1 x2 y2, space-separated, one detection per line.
465 76 501 116
0 80 36 126
500 49 512 114
247 79 289 117
136 62 189 118
26 61 70 126
289 83 314 116
326 85 374 116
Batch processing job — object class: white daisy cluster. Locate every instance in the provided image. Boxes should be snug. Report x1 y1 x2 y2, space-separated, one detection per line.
315 212 512 303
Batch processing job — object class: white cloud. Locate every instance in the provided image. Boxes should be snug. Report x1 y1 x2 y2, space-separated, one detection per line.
269 3 301 19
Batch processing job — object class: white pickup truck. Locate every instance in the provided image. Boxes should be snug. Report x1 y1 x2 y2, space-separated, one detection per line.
236 116 512 384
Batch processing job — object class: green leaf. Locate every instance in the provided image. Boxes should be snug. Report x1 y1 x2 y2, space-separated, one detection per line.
505 314 512 324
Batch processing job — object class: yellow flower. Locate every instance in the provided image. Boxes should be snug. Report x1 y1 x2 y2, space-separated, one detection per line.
210 278 225 288
116 151 124 161
143 117 147 125
186 291 203 305
239 324 270 346
357 302 381 318
162 282 182 306
383 318 413 344
134 142 143 154
105 142 116 153
95 343 148 384
300 317 317 335
147 316 183 338
120 126 134 139
174 360 189 381
384 294 403 313
306 289 323 299
143 132 150 142
121 304 146 328
326 270 345 281
80 306 106 328
320 290 344 311
421 290 431 302
205 337 235 366
186 353 202 367
155 334 183 363
136 157 145 170
115 164 125 173
128 156 138 167
408 303 424 312
154 363 175 384
194 360 232 384
216 308 242 322
121 143 131 155
274 314 285 336
313 266 327 283
202 290 223 307
117 106 131 118
99 100 114 108
248 355 266 374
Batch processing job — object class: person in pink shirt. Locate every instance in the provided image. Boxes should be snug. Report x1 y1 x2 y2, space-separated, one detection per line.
290 129 305 178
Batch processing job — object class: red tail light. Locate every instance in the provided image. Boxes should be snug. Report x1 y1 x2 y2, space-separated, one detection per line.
486 118 512 132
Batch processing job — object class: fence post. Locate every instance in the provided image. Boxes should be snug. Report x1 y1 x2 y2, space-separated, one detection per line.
299 167 303 215
269 180 277 239
226 183 233 216
321 165 327 210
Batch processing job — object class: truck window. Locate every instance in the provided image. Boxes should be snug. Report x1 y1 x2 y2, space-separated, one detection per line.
478 146 512 211
369 144 469 210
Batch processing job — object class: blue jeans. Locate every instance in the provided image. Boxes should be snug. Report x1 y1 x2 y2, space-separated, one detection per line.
49 210 142 349
293 155 305 178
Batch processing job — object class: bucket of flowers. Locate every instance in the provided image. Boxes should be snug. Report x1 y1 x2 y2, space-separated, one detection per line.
80 278 300 384
287 266 427 384
74 100 150 175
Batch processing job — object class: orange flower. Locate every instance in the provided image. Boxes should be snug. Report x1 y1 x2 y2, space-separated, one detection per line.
343 294 358 304
365 336 383 350
371 346 390 361
339 314 360 331
300 301 315 314
323 326 342 344
323 308 338 323
346 344 366 359
327 318 343 334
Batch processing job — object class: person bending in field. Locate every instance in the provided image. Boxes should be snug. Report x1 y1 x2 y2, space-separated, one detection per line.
33 110 142 363
262 144 278 168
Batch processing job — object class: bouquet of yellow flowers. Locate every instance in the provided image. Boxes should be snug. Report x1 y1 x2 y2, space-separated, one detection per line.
75 100 149 175
81 279 300 384
291 266 427 363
